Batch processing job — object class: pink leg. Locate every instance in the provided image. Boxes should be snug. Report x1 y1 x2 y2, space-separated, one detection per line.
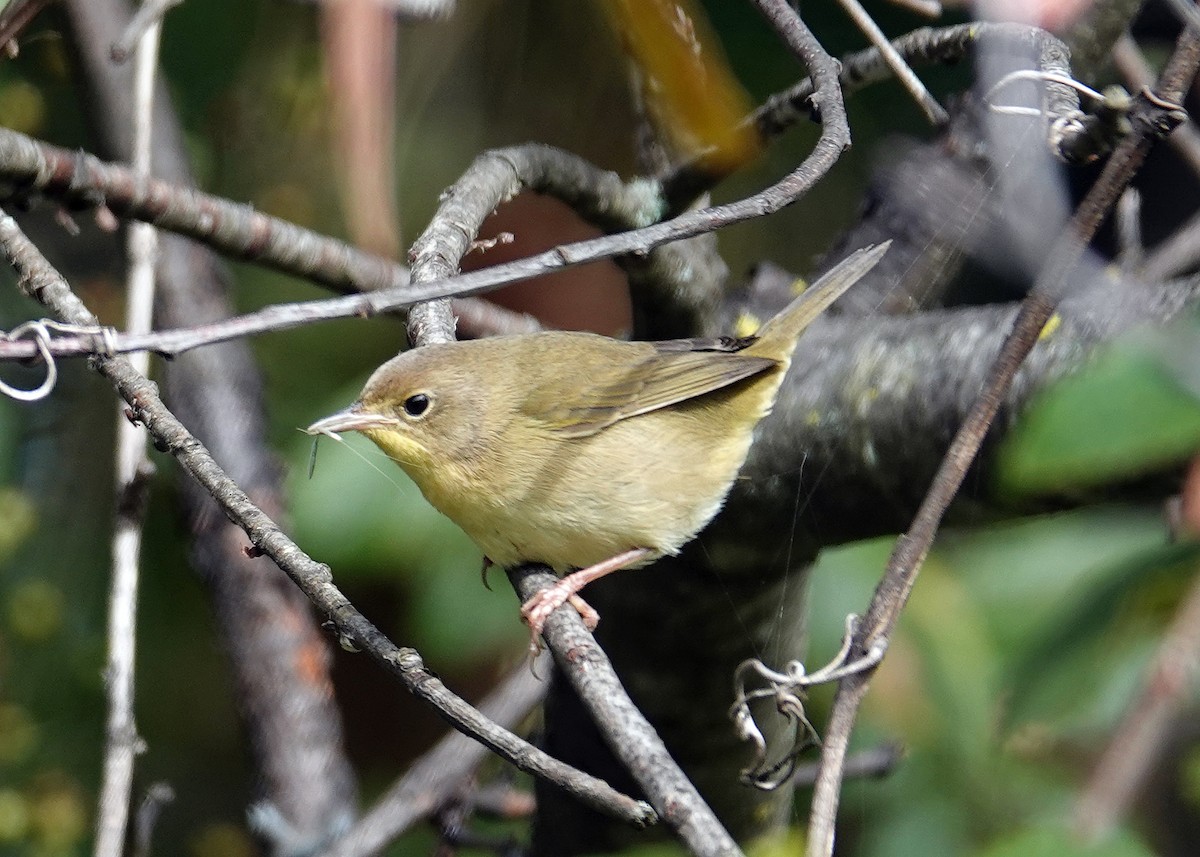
521 548 652 650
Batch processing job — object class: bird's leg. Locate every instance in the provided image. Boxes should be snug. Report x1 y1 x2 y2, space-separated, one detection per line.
567 595 599 630
521 548 653 650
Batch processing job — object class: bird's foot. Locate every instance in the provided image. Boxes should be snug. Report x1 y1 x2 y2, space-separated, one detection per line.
522 591 600 655
518 548 652 654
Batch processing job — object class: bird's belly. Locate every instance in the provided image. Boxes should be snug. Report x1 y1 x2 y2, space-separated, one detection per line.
429 405 757 572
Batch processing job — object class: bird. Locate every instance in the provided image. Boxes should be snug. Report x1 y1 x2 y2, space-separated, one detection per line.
307 242 888 648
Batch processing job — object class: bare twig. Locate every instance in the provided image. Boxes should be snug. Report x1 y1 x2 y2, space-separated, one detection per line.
661 22 1085 209
509 567 742 857
1113 32 1200 178
0 209 656 830
833 0 948 126
0 129 837 359
109 0 180 62
806 23 1200 857
321 661 546 857
94 12 161 857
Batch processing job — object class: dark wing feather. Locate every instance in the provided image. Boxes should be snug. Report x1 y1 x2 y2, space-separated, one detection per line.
533 343 777 439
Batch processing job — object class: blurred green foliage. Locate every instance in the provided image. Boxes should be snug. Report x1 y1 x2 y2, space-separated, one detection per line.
998 314 1200 498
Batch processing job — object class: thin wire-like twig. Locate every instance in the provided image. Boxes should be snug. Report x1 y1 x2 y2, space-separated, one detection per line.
806 24 1200 857
833 0 948 126
0 208 657 830
93 10 163 856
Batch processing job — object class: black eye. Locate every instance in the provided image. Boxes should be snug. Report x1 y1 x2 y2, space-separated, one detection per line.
402 393 430 417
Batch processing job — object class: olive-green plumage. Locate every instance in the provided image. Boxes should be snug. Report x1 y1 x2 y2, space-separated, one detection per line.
308 243 887 625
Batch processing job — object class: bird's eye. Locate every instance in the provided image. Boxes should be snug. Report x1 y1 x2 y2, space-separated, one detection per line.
402 393 430 418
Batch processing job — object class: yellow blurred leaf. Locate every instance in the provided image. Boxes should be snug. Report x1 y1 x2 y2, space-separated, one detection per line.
600 0 761 174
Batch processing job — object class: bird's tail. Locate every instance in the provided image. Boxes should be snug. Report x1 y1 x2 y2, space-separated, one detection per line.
748 241 890 360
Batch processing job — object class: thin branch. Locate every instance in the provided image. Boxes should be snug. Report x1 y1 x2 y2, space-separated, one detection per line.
0 130 836 360
321 661 546 857
509 567 742 857
1113 32 1200 179
662 22 1084 208
0 126 534 339
0 208 657 830
833 0 948 126
94 12 162 857
806 23 1200 857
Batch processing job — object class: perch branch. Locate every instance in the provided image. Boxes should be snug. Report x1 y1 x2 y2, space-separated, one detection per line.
509 567 742 857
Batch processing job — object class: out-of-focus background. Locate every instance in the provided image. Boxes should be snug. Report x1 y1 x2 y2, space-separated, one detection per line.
2 0 1199 855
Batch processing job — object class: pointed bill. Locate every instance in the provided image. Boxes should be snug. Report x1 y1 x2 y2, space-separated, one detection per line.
306 405 399 439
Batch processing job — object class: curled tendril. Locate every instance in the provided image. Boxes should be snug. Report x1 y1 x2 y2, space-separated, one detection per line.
1 320 122 402
1 321 57 402
983 69 1105 117
729 614 888 790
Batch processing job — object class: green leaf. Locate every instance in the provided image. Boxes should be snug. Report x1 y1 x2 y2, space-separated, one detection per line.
996 337 1200 498
1001 539 1200 732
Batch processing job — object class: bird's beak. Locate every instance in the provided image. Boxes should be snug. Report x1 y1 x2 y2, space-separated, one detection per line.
306 404 399 438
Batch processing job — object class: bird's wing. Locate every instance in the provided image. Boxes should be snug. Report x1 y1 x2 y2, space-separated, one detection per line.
530 342 777 438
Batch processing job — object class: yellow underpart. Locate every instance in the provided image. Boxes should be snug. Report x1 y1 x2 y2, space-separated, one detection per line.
1039 313 1062 340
